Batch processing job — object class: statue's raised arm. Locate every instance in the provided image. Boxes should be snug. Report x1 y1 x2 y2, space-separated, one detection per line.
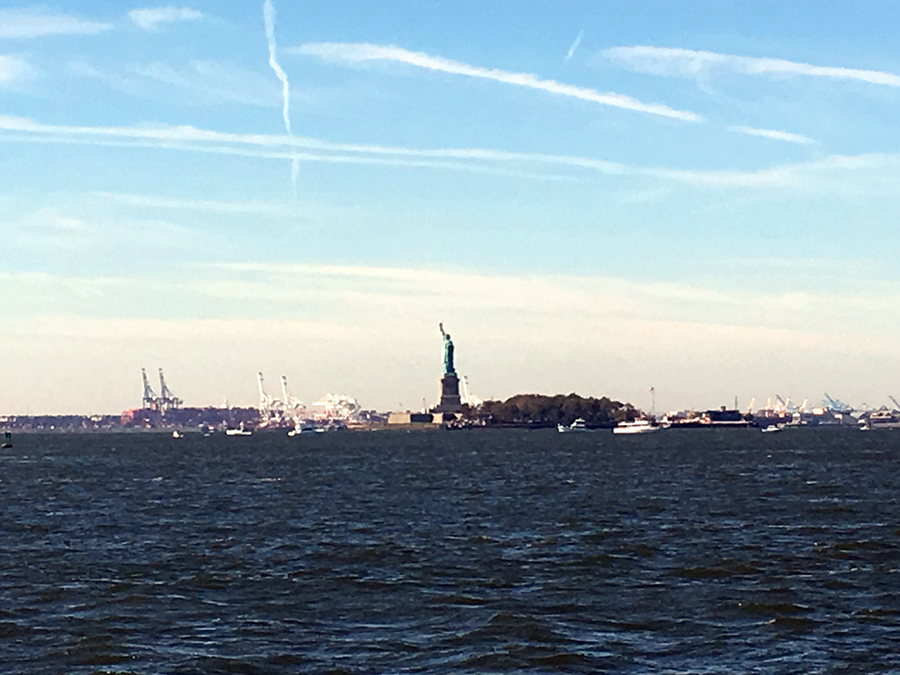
439 321 456 375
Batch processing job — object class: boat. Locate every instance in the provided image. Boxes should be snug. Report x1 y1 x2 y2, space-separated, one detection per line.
861 410 900 430
761 424 783 433
612 419 660 435
1 431 11 448
171 430 184 439
558 418 589 433
287 422 319 436
225 423 252 436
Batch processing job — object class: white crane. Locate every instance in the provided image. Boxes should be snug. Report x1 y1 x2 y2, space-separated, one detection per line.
257 372 276 418
279 375 306 422
141 368 158 409
461 376 483 408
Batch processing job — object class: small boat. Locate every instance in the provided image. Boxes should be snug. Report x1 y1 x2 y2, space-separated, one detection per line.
225 423 252 436
288 422 318 436
1 431 11 448
761 424 783 433
558 418 589 433
171 430 184 439
613 419 660 435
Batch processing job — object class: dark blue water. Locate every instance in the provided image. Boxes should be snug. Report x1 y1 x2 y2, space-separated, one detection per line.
1 429 899 673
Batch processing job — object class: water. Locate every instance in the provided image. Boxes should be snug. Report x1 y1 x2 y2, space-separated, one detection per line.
1 429 899 673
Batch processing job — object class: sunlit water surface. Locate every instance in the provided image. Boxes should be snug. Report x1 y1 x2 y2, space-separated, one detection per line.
1 429 899 673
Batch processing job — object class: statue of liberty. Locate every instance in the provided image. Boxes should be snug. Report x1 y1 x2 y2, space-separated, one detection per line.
439 322 456 375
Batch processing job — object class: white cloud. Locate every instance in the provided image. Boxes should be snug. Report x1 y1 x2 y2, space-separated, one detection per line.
0 114 633 179
128 7 202 30
3 115 900 190
69 59 282 108
91 192 299 216
603 46 900 87
294 42 703 122
132 60 281 106
730 126 816 145
0 8 112 38
0 55 34 85
564 30 583 64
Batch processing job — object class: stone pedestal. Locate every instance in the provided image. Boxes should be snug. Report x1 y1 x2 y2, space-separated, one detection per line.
432 373 462 413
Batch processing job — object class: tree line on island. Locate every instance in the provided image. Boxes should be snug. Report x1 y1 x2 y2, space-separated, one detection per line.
467 393 636 428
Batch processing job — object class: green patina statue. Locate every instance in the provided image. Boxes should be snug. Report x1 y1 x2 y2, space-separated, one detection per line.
439 322 456 376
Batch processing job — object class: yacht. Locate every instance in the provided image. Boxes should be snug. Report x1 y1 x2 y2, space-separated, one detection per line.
612 419 660 435
225 423 252 436
558 418 589 433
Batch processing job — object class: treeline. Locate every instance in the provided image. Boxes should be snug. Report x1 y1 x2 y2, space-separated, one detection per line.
473 393 634 428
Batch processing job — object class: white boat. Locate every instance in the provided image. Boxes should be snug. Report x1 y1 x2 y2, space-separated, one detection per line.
171 430 184 439
288 422 323 436
861 410 900 430
225 423 252 436
612 419 660 435
761 424 783 433
558 418 589 433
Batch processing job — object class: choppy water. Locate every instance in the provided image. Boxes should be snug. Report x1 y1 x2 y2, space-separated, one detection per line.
1 428 899 673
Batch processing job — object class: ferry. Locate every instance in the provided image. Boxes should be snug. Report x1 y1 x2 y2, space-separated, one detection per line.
613 419 660 435
860 410 900 430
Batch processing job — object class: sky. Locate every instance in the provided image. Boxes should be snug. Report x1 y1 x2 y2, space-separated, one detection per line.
2 1 900 415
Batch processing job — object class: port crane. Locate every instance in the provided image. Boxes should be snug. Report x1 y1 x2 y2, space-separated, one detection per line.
890 395 900 411
775 395 788 412
141 368 182 412
141 368 158 409
280 375 306 422
257 372 308 425
461 376 483 408
158 368 182 411
257 372 278 421
824 393 853 412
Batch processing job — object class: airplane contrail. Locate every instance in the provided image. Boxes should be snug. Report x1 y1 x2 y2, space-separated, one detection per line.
263 0 299 193
564 30 583 64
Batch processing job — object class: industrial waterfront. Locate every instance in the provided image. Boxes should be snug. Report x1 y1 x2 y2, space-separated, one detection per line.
4 325 900 434
2 367 900 434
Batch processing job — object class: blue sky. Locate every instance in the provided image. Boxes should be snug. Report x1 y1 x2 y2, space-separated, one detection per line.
2 1 900 414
